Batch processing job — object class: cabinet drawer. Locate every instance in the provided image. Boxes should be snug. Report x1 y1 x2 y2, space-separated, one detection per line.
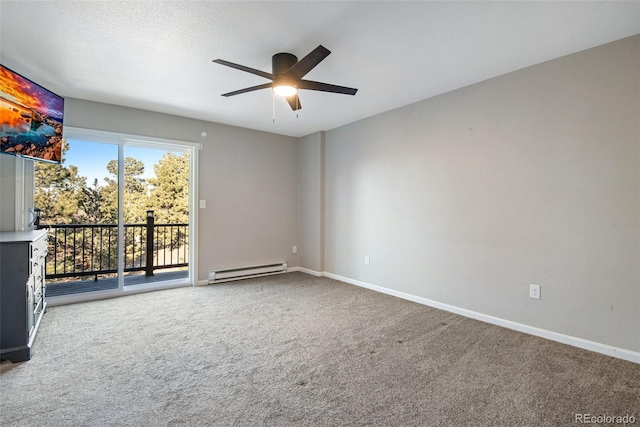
34 274 43 295
31 234 48 259
32 252 47 277
33 254 46 272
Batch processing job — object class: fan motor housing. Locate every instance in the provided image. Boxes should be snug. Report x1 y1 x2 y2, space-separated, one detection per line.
272 53 298 75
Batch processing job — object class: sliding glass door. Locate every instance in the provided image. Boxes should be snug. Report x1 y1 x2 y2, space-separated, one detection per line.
38 128 198 303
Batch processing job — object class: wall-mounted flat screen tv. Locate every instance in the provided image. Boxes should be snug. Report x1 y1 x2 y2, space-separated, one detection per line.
0 64 64 163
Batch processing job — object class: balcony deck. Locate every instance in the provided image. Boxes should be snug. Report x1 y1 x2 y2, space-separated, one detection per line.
45 270 189 298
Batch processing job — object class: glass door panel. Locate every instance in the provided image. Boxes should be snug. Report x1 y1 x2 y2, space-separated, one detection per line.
37 139 120 297
122 145 190 289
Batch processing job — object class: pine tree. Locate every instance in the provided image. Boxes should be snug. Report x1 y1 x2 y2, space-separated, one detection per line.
34 141 87 224
103 157 148 223
77 179 105 224
148 153 189 224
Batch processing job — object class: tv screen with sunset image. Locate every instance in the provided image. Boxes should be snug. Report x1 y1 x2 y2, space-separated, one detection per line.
0 64 64 163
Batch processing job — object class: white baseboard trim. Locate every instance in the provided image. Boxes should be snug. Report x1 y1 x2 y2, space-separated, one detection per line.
293 267 324 277
196 279 209 286
320 272 640 365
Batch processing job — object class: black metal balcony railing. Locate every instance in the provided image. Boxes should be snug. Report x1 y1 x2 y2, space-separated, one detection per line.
42 213 188 281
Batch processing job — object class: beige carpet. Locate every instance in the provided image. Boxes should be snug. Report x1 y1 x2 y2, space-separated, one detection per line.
1 272 638 426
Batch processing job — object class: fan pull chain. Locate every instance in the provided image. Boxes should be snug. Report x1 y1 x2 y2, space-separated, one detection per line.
272 92 276 123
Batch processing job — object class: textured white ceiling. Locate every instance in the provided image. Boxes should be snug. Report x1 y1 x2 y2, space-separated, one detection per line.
1 1 639 138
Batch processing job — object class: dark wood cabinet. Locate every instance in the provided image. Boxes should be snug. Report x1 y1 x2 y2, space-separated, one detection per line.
0 230 48 362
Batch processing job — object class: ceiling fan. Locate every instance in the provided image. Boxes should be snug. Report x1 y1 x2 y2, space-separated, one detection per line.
213 45 358 111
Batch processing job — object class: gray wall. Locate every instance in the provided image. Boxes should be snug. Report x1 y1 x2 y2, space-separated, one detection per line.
64 99 299 281
0 155 19 231
298 132 324 272
321 35 640 352
1 155 33 232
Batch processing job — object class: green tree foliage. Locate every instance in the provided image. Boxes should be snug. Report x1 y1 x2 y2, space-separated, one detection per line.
77 179 105 224
36 152 191 225
34 141 87 224
106 157 146 194
103 157 148 223
147 153 189 224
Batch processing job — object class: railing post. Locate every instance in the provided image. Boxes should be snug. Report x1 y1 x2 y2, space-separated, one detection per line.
145 210 155 277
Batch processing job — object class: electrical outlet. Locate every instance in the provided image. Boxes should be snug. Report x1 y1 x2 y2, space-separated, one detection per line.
364 256 370 265
529 284 540 300
199 200 206 209
292 245 297 253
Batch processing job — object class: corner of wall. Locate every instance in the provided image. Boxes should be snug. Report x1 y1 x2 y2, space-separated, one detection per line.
319 130 326 273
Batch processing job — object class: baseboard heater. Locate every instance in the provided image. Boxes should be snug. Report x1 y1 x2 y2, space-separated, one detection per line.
208 262 288 284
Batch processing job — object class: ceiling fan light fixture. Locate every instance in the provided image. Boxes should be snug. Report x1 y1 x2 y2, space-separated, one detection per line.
272 85 298 97
214 45 358 111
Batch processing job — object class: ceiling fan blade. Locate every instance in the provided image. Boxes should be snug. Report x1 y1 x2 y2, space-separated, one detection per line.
213 59 274 80
287 45 331 79
285 94 302 111
221 83 273 97
298 79 358 95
